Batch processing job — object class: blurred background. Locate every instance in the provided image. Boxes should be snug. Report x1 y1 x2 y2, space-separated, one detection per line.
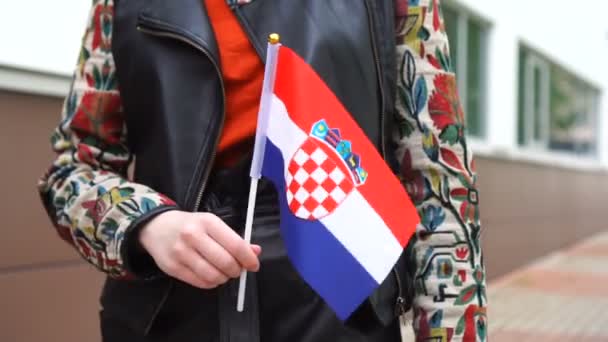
1 0 607 341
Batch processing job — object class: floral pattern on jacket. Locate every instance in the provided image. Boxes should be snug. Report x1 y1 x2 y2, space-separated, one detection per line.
394 0 487 341
38 0 177 278
38 0 486 340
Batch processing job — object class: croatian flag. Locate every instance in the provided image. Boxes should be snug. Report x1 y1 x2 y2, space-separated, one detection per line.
249 40 419 320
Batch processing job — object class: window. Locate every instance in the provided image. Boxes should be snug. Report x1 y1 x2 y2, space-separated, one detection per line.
442 3 489 138
518 46 600 156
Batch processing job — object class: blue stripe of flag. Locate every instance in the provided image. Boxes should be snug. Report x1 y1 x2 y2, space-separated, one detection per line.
261 138 378 320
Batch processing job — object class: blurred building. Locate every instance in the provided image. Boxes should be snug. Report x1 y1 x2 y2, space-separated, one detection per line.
440 0 607 277
0 1 606 341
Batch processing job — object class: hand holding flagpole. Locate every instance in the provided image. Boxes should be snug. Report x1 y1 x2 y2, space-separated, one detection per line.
237 33 281 312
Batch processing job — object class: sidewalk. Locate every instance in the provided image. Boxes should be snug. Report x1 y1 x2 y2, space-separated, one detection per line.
489 230 608 341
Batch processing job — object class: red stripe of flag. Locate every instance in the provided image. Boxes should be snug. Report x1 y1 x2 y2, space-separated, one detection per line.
274 47 419 247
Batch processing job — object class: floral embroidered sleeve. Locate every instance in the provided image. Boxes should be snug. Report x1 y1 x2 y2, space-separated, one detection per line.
393 0 487 341
38 0 178 278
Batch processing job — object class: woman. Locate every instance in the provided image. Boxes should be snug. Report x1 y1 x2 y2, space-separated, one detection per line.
38 0 487 341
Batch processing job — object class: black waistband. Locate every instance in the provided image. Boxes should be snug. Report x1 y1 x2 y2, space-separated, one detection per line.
203 155 278 229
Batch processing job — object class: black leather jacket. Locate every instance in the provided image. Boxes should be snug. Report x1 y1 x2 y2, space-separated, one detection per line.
112 0 397 211
55 1 415 341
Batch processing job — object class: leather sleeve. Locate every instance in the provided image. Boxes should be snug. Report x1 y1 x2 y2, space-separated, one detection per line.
393 0 488 340
38 0 178 279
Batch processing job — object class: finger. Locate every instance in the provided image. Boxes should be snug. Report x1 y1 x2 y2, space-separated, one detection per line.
175 243 230 285
191 234 243 278
251 244 262 256
172 265 216 289
206 219 260 272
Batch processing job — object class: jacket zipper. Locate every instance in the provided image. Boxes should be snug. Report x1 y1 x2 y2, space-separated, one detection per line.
136 22 226 212
393 268 407 316
143 281 174 336
365 1 412 320
364 0 387 159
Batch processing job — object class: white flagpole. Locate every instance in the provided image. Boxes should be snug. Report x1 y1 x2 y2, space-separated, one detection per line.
237 33 281 312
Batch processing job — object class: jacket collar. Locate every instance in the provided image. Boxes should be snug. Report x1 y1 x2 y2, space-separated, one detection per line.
139 0 220 59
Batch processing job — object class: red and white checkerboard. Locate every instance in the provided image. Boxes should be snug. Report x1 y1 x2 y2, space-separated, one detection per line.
286 138 355 220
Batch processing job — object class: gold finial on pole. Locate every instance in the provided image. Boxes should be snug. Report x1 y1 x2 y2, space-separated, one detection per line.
268 33 280 45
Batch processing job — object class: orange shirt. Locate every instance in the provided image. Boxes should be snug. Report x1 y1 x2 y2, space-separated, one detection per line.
205 0 264 166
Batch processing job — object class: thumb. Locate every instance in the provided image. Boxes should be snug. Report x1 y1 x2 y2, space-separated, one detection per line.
250 244 262 256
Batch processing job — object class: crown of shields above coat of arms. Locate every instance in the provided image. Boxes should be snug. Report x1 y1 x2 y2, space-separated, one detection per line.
286 120 368 220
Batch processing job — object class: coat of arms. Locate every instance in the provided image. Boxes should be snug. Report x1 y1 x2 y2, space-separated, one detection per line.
286 120 368 220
